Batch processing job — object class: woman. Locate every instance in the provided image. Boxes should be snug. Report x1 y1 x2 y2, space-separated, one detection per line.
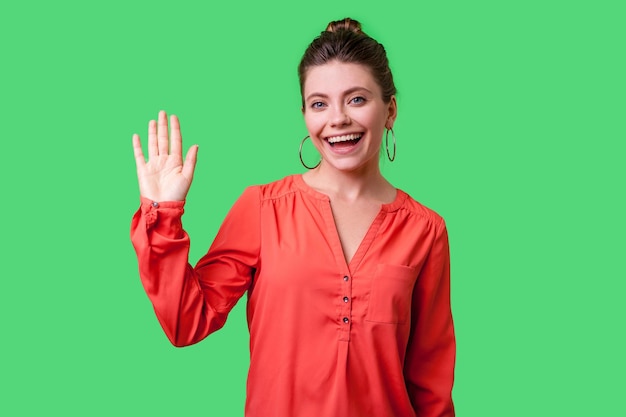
131 18 455 417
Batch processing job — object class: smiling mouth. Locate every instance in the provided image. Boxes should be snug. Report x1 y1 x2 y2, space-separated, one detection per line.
325 133 363 147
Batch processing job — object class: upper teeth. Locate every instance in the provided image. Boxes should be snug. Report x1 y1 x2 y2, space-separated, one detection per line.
327 134 362 144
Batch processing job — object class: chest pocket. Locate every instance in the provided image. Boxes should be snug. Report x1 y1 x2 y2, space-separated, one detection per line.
365 264 417 325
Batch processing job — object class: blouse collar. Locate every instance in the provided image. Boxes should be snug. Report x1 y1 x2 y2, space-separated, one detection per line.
292 174 407 213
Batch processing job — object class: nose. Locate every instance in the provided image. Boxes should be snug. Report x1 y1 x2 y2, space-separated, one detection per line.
330 105 351 127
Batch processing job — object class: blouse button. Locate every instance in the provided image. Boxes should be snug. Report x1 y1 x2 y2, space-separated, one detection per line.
343 276 349 281
343 317 349 324
343 296 349 303
151 202 159 208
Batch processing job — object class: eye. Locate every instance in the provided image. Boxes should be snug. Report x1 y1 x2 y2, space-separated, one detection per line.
310 101 326 110
350 96 366 105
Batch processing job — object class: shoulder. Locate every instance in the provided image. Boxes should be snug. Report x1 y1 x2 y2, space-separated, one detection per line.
245 175 311 203
242 175 302 202
395 189 446 228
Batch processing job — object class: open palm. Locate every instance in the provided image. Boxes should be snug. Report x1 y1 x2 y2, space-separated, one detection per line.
133 111 198 202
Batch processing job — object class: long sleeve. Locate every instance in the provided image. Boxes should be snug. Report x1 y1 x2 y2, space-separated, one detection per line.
404 218 456 416
130 186 261 347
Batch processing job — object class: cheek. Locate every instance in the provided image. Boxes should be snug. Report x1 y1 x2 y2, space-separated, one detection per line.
303 113 324 136
372 113 390 135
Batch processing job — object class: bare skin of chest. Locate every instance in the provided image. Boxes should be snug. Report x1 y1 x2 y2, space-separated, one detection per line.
330 200 381 265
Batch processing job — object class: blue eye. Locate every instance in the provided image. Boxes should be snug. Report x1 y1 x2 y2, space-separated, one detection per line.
310 101 325 109
350 96 366 105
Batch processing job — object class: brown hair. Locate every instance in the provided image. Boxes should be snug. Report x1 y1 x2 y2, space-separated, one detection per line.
298 18 396 104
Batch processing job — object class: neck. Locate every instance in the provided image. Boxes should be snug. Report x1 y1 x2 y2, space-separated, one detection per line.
303 160 394 203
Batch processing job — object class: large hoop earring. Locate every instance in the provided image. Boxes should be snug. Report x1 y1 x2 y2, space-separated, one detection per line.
299 136 321 169
385 128 396 162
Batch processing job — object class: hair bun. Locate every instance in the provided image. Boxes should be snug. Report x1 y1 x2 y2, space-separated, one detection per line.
325 17 363 34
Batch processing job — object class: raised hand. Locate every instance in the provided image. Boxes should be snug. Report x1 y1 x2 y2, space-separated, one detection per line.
132 111 198 202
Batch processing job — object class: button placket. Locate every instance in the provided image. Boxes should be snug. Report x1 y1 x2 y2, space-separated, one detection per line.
339 274 353 341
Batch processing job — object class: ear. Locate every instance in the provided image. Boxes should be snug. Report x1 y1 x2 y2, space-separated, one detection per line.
385 96 398 129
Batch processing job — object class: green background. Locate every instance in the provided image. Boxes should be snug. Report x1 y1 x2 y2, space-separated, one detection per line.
1 0 624 415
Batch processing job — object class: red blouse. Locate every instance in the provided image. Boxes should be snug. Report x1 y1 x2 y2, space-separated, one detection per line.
131 174 455 417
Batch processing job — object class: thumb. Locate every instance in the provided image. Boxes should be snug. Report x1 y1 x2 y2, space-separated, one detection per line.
182 145 198 180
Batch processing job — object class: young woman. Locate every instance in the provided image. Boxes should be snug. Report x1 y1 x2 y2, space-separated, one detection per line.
131 18 455 417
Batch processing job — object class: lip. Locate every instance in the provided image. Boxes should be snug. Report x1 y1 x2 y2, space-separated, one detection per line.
323 132 365 155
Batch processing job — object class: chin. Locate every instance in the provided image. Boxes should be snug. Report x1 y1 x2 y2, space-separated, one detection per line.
323 156 379 174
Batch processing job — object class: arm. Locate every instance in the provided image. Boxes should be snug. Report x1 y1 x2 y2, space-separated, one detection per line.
130 111 258 346
404 218 456 416
130 188 260 347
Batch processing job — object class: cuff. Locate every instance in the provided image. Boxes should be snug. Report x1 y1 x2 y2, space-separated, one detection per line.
139 197 186 236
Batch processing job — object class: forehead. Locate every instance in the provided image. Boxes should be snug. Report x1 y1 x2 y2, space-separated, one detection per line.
303 61 380 97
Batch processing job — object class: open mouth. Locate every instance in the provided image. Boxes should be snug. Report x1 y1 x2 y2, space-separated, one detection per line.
325 133 363 147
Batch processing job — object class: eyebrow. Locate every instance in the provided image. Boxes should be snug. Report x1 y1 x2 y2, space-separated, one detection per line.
305 87 374 102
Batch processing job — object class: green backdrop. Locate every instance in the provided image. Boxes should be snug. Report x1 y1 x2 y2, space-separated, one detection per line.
1 0 624 415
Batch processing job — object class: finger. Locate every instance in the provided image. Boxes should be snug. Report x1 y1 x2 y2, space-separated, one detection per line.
158 110 169 155
170 114 182 158
182 145 198 181
132 134 146 169
148 119 158 158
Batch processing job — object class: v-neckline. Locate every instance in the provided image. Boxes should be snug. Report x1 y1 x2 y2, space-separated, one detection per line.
327 203 384 273
293 174 406 274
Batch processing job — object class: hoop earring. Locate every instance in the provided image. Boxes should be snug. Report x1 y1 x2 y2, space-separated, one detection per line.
385 128 396 162
299 136 321 169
